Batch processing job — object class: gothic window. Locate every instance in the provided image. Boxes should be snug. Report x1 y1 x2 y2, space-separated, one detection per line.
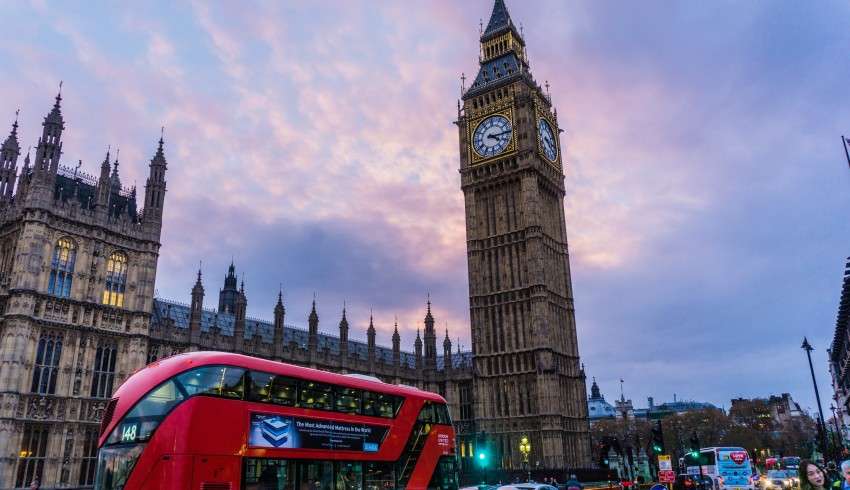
16 424 49 488
459 381 474 421
146 344 160 364
47 237 76 297
78 428 98 486
30 332 63 394
102 251 128 307
90 344 118 398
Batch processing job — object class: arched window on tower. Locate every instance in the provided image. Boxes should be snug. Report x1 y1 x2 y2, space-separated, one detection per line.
102 251 128 307
48 237 76 297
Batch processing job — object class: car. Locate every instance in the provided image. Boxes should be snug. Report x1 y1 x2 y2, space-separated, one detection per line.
461 486 498 490
674 474 713 490
765 470 799 490
498 484 559 490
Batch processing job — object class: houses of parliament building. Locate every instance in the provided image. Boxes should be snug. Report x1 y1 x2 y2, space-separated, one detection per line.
0 1 590 488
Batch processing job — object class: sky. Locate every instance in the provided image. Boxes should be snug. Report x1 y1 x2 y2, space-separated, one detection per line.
1 0 850 412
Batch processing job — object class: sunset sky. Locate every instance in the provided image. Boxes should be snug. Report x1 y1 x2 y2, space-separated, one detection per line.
2 0 850 412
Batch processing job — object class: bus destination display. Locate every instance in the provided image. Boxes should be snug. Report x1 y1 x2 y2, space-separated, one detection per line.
248 413 388 452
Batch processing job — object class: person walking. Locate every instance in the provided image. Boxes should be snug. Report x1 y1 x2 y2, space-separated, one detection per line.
29 477 39 490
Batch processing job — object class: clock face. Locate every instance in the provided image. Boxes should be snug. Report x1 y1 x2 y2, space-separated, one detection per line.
538 118 557 161
472 115 513 158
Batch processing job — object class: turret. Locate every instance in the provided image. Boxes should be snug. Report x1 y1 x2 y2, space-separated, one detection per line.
423 296 437 369
15 150 31 200
443 328 452 371
367 313 376 371
590 378 602 401
392 321 401 367
110 157 122 196
32 88 64 189
339 305 349 366
96 149 112 209
233 280 247 352
143 131 168 229
218 262 239 313
189 268 204 344
273 289 285 358
0 112 20 203
308 297 318 354
414 329 423 369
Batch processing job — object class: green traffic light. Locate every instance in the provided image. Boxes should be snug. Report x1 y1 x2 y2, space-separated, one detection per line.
477 451 489 467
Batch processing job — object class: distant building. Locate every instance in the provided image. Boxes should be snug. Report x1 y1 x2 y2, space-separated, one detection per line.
829 257 850 445
729 393 805 430
634 396 717 419
587 378 617 422
587 378 715 422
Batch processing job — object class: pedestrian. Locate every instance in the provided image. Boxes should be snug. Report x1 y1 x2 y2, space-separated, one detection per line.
840 460 850 490
829 462 842 485
566 473 583 490
800 460 837 490
29 477 39 490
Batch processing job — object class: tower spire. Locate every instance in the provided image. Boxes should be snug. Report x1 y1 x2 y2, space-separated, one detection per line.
481 0 520 42
465 0 529 99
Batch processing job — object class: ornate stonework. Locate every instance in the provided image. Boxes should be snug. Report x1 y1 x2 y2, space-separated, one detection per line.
0 93 166 489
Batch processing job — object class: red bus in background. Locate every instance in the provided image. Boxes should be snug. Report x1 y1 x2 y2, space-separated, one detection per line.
94 351 458 489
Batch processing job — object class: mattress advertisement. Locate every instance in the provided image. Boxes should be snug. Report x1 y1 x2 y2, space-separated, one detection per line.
248 413 388 452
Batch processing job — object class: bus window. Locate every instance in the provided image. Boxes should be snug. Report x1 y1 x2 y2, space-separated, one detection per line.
246 371 273 402
336 462 363 489
176 366 245 399
427 456 459 490
362 391 400 418
247 371 298 407
434 403 451 424
418 402 435 423
363 462 395 489
299 381 333 410
106 379 185 445
269 375 298 406
418 402 452 425
299 461 334 489
334 387 362 414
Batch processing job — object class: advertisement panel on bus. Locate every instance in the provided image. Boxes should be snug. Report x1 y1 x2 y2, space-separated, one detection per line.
248 413 388 451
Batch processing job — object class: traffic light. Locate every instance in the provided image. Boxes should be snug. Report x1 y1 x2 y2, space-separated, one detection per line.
688 433 701 459
475 431 491 469
651 420 665 454
476 447 490 468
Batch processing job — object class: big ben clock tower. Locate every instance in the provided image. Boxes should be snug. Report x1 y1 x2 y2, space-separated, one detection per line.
457 0 591 470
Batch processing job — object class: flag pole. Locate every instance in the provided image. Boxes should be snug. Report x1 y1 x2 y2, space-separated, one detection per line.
842 135 850 169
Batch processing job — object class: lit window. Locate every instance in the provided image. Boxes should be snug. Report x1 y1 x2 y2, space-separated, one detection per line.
102 251 128 307
48 238 76 297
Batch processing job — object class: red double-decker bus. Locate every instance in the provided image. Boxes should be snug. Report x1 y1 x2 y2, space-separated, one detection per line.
94 351 458 489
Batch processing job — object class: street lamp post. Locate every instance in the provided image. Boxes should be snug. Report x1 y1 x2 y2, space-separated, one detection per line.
519 436 531 483
802 338 830 462
831 404 845 455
